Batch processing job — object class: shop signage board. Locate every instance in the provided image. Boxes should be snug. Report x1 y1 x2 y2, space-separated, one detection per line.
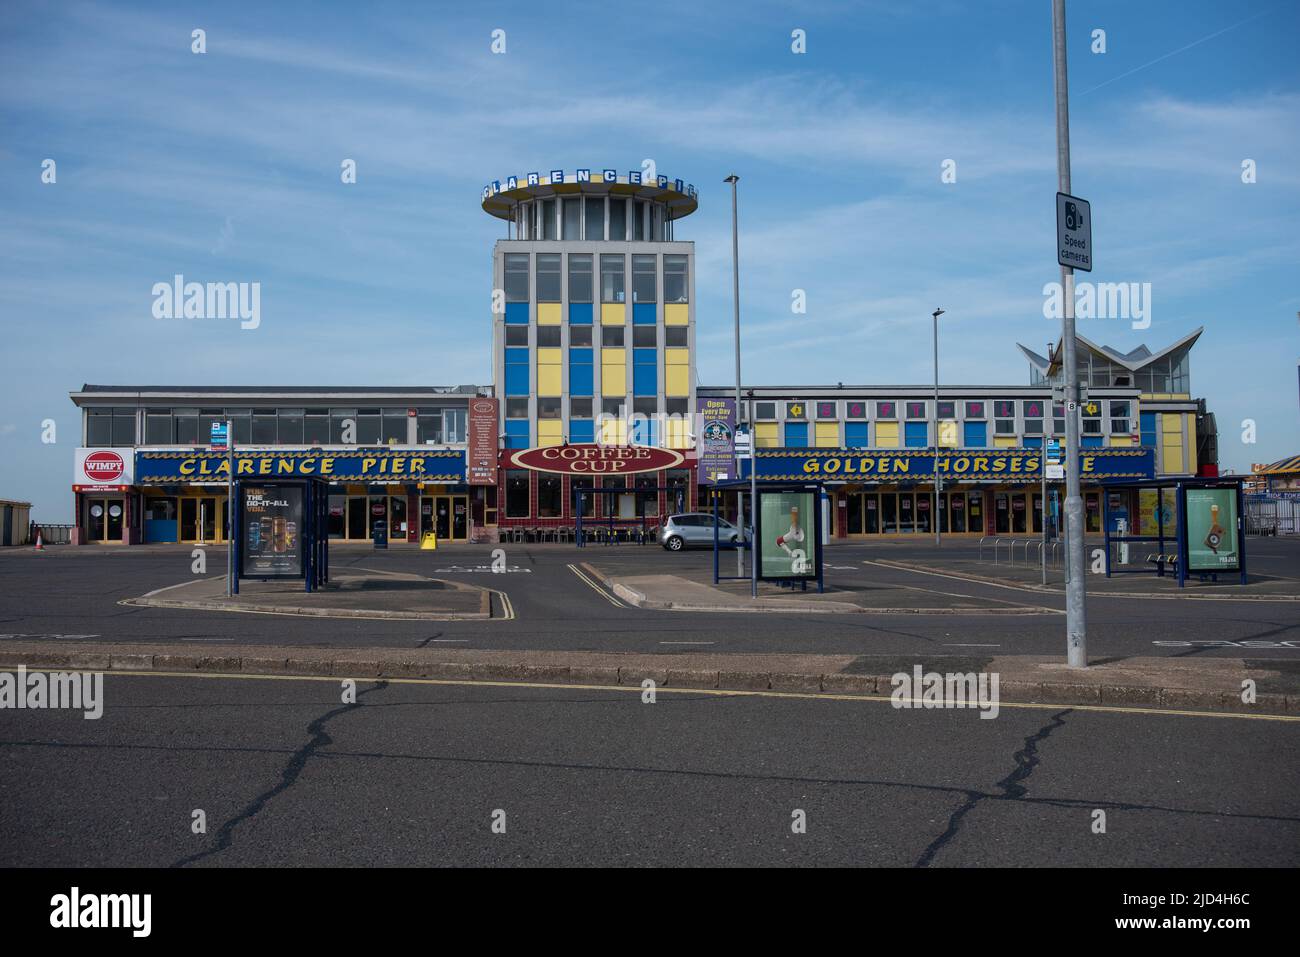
241 485 303 578
756 489 820 581
697 397 736 485
508 444 684 475
745 447 1153 483
1185 487 1240 572
75 448 134 486
135 449 466 483
468 397 499 486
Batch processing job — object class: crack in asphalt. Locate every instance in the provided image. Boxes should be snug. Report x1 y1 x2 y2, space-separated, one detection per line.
914 708 1072 867
169 680 390 868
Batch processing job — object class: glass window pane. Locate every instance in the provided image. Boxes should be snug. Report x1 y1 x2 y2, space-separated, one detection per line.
664 255 688 303
584 197 604 240
504 254 529 301
568 254 593 302
608 198 627 241
632 255 656 303
562 198 581 240
536 253 561 302
601 254 625 302
278 409 304 445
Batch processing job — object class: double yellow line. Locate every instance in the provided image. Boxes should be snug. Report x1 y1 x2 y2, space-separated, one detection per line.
568 564 627 607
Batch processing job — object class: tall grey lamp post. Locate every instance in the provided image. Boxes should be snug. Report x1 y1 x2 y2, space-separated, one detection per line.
724 174 744 580
931 308 945 547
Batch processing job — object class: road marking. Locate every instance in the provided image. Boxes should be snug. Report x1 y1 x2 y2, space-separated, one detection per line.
861 561 1063 613
568 564 627 607
180 638 235 642
81 669 1300 723
945 643 1000 647
660 641 715 645
493 590 516 621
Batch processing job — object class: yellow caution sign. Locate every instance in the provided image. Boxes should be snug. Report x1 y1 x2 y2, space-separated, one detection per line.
420 531 438 550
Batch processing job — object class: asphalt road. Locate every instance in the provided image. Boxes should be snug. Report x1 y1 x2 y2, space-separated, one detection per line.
1 673 1295 867
0 539 1297 660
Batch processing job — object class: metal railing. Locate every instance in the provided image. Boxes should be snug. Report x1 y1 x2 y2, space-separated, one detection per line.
979 535 1063 568
30 523 74 545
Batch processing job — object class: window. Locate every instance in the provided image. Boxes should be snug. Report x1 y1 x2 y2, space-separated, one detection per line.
377 409 405 445
1023 417 1043 435
568 254 593 302
332 409 357 444
562 198 581 240
601 398 624 417
600 254 624 302
505 325 528 346
936 401 956 419
537 325 561 347
1110 400 1131 434
906 401 926 419
1052 403 1065 436
505 398 528 419
572 477 595 518
542 198 556 240
664 255 688 303
173 409 198 445
417 408 444 444
632 255 656 303
633 325 656 347
304 409 329 445
354 409 380 445
584 197 604 241
634 201 646 241
144 410 172 444
278 409 305 445
570 325 592 347
252 409 277 444
755 402 777 420
504 254 529 301
846 401 867 419
965 401 986 419
538 397 561 420
505 471 530 518
785 402 807 419
443 409 466 443
608 197 627 241
536 253 561 302
536 474 562 518
994 400 1016 436
636 475 659 517
601 325 624 347
816 401 836 419
570 397 593 418
665 326 687 347
875 401 897 419
1081 401 1102 434
86 410 112 446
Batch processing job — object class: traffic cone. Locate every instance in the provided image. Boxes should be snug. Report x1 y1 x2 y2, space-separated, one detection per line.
34 529 43 550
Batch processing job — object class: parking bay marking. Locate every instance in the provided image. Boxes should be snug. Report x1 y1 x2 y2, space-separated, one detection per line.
568 564 628 608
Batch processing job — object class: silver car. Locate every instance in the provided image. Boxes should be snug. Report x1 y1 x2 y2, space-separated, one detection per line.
659 512 745 551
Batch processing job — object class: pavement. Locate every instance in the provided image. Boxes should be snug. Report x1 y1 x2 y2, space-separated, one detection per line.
2 672 1296 867
1 638 1296 714
124 567 492 620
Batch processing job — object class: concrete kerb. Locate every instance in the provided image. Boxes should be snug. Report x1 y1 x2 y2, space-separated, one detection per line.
0 646 1293 716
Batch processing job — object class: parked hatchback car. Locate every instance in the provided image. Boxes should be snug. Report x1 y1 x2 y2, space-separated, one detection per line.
659 513 747 551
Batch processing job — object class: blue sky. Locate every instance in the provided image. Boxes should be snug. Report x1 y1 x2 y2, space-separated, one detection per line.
2 0 1297 521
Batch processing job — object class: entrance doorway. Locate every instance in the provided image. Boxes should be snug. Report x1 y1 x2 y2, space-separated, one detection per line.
86 497 125 543
180 496 225 542
421 495 468 541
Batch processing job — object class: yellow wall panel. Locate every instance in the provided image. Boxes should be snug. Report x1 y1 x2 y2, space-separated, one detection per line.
537 302 561 325
537 348 562 396
666 417 690 449
600 303 625 325
1109 435 1133 447
536 420 563 447
755 422 779 448
1185 413 1197 473
665 366 689 397
875 422 899 448
599 417 628 445
601 348 626 395
1161 414 1185 474
994 436 1017 448
664 303 689 326
815 422 839 448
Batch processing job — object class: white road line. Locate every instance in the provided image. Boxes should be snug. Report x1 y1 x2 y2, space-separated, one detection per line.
945 643 1000 647
659 641 715 645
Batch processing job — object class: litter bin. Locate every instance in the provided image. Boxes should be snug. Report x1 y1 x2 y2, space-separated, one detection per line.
372 520 388 549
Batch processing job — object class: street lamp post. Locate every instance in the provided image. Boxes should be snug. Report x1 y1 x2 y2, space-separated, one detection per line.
725 174 744 582
931 308 945 547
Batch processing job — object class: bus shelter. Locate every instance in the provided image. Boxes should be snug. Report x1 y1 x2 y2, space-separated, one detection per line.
231 476 330 593
1101 476 1246 587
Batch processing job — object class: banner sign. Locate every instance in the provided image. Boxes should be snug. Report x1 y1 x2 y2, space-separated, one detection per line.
135 449 466 484
508 444 684 475
757 490 819 581
468 397 499 486
75 448 134 486
741 447 1153 483
1185 487 1239 572
241 485 303 578
697 397 736 485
